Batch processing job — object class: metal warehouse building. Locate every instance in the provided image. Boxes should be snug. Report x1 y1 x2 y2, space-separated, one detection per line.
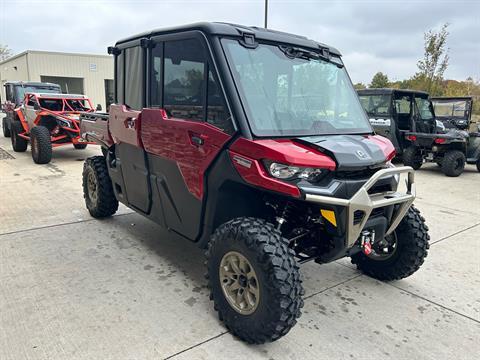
0 50 114 110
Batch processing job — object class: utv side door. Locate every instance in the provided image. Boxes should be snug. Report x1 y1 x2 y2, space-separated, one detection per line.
24 95 39 130
108 44 152 214
392 93 413 152
140 34 235 240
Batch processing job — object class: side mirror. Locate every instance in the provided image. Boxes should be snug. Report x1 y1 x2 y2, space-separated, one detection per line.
33 103 40 110
96 104 102 111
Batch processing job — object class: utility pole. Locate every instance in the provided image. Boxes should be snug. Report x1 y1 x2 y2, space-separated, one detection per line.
264 0 268 28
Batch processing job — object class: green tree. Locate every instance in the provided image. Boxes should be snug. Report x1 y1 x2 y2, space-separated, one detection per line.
416 23 450 95
0 44 12 62
353 82 366 90
369 72 389 88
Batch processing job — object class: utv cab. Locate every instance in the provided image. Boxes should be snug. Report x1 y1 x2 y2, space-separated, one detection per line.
358 88 473 177
1 81 62 137
80 23 429 344
432 96 480 172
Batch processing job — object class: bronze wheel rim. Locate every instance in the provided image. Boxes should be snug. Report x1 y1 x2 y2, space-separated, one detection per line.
219 251 260 315
87 171 98 204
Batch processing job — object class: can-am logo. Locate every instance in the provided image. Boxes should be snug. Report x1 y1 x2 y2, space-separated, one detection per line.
356 150 368 159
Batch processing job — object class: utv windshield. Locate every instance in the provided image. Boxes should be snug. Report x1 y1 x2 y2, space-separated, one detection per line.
358 94 391 117
432 100 469 119
222 39 372 136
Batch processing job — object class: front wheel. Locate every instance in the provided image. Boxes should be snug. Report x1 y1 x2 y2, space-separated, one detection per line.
206 218 304 344
11 121 28 152
476 158 480 173
441 150 465 177
82 156 118 218
351 206 429 281
30 126 52 164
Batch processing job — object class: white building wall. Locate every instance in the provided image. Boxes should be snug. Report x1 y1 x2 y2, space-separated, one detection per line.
0 51 114 109
0 53 29 100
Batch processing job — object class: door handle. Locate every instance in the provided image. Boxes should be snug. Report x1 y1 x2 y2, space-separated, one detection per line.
124 117 136 129
190 135 204 146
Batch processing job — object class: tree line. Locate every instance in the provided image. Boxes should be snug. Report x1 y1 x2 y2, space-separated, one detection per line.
354 24 480 115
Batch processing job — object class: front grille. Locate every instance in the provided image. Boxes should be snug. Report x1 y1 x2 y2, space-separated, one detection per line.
353 208 385 225
335 167 381 180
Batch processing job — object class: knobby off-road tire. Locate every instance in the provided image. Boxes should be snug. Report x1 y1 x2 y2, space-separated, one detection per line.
83 156 118 218
441 150 465 177
402 146 422 170
30 126 52 164
74 143 88 150
206 217 304 344
11 121 28 152
2 117 11 137
351 206 429 281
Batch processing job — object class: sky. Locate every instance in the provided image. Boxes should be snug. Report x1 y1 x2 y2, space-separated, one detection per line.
1 0 479 84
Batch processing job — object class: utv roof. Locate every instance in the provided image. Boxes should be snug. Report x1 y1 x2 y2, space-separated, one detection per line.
5 81 61 88
357 88 429 97
27 92 86 99
430 96 473 101
114 22 341 56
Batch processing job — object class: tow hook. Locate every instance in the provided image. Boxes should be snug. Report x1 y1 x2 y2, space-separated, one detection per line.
360 230 375 255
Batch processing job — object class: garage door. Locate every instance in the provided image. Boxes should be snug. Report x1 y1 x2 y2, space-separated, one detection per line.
40 76 84 94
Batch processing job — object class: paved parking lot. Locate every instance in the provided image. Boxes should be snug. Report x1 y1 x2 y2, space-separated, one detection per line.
0 129 479 360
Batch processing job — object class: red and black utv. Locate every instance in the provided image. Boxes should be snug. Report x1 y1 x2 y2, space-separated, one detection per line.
1 81 61 137
80 23 429 344
10 92 95 164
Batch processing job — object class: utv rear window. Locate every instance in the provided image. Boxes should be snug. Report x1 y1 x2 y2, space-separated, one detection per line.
358 95 391 116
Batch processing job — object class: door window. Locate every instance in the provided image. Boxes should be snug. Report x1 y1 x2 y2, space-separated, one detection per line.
124 46 144 110
394 96 411 114
163 39 206 121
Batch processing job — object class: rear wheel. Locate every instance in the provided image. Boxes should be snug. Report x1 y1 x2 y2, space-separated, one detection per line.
402 146 422 170
82 156 118 218
476 158 480 173
11 121 28 152
441 150 465 177
351 206 429 281
206 217 304 344
30 126 52 164
74 143 88 150
2 117 11 137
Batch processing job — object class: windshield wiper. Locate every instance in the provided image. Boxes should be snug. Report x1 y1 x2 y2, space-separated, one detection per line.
278 45 343 67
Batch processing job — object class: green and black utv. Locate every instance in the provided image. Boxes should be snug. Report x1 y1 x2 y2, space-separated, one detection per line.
357 88 478 176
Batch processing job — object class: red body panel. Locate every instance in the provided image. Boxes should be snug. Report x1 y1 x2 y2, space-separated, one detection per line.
141 109 231 199
108 104 142 147
229 151 301 198
230 138 337 170
365 134 396 161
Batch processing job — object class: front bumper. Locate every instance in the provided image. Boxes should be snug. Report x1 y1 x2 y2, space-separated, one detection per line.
304 166 415 248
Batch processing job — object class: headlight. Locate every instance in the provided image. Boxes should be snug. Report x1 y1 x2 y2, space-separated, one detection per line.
267 162 325 181
57 118 72 128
